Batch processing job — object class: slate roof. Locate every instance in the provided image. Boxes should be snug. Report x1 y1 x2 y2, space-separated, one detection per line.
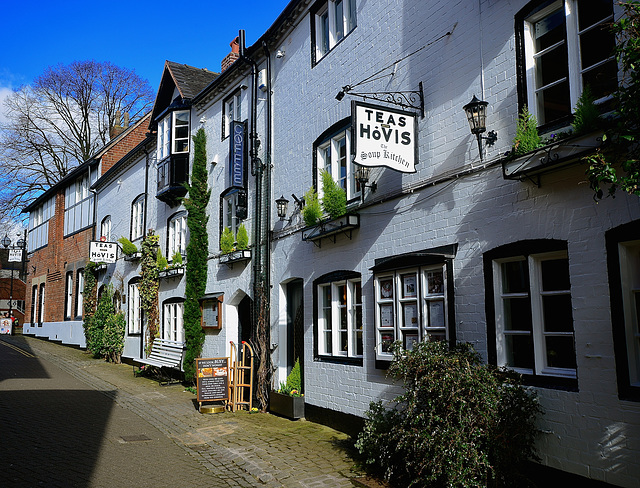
166 61 219 100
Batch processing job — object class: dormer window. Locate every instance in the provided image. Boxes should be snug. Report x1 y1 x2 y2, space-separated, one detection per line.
156 109 191 206
157 110 190 160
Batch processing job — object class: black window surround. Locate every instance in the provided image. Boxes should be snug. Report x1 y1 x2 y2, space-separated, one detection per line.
313 269 364 366
484 239 578 391
606 219 640 402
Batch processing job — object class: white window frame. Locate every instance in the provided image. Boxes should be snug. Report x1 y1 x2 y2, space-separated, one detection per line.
75 270 84 318
28 196 55 251
101 215 112 242
314 0 357 61
619 240 640 386
168 213 187 259
172 110 190 154
157 115 170 161
64 272 73 320
128 281 142 335
224 91 242 139
131 195 145 241
163 300 184 343
521 0 616 125
317 127 360 202
64 171 95 236
317 278 362 358
375 264 448 359
492 250 576 378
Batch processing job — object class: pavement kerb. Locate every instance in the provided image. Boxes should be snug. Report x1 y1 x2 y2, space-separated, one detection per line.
4 335 368 488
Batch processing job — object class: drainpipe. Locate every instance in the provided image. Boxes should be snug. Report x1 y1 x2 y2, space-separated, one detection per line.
238 30 272 408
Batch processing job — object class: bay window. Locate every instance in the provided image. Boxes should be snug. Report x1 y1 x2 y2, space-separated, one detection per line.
64 171 95 236
375 264 448 358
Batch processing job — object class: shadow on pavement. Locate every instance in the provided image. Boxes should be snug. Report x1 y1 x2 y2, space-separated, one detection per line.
0 337 50 381
0 389 116 486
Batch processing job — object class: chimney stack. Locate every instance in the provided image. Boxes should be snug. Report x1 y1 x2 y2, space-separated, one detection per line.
109 111 130 140
221 37 240 73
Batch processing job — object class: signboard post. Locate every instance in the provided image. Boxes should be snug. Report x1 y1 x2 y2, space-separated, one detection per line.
196 357 229 413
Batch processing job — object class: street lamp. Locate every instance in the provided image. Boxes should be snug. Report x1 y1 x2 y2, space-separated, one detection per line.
463 95 497 162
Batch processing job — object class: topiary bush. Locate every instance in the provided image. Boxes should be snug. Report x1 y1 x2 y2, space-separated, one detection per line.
321 169 347 219
118 236 138 256
356 341 542 488
573 85 601 135
220 227 235 254
512 106 541 156
278 358 302 396
236 223 249 250
302 186 322 226
156 248 168 270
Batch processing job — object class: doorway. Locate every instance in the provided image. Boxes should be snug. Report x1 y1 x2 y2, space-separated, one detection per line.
286 279 304 387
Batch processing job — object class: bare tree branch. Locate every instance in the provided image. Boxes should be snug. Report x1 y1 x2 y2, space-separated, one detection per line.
0 60 154 220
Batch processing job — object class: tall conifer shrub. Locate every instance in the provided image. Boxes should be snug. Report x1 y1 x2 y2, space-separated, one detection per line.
182 127 210 381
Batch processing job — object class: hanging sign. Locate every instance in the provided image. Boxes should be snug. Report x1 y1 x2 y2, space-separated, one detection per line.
229 120 246 188
8 249 22 262
89 241 118 264
196 357 229 402
352 101 417 173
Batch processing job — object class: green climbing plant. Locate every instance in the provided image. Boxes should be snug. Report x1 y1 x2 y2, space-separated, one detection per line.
182 127 210 381
140 231 160 355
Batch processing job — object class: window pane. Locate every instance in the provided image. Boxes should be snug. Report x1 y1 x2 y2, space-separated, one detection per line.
578 0 613 31
505 334 535 370
337 136 347 190
402 302 419 328
538 80 571 123
537 43 569 87
379 303 394 327
541 258 570 291
582 60 618 101
335 0 344 41
543 294 573 332
545 335 577 369
502 260 528 294
379 278 393 300
321 11 330 54
534 7 566 51
504 297 532 331
427 270 444 294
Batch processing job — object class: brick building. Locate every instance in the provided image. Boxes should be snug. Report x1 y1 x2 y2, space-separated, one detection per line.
23 113 151 345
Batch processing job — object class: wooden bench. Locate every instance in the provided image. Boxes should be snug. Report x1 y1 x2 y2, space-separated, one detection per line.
135 338 184 385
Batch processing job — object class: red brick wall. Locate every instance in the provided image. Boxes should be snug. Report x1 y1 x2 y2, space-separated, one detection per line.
101 114 151 175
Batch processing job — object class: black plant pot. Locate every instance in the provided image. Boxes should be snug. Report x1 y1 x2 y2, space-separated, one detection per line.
269 391 305 420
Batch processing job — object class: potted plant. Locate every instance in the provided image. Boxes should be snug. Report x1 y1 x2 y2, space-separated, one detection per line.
270 358 304 420
302 186 322 227
118 236 141 260
512 105 541 157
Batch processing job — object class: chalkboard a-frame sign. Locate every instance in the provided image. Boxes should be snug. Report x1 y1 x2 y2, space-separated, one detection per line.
196 357 229 402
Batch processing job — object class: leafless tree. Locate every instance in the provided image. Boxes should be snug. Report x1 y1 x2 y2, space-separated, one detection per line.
0 60 154 219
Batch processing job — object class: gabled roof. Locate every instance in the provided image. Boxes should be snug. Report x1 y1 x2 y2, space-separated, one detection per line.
149 61 219 126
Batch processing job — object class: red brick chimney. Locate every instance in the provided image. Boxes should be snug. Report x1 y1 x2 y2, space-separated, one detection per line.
109 111 130 140
221 37 240 73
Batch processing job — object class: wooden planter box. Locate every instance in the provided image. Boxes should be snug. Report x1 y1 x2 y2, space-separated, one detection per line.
219 249 251 267
124 252 142 262
269 391 304 420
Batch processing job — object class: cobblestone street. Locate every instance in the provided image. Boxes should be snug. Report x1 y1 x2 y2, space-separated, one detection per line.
0 335 363 487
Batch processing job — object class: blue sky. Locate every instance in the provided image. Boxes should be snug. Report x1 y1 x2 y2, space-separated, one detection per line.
0 0 292 119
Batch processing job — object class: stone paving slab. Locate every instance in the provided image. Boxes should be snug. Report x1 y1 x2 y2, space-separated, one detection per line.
1 335 364 487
